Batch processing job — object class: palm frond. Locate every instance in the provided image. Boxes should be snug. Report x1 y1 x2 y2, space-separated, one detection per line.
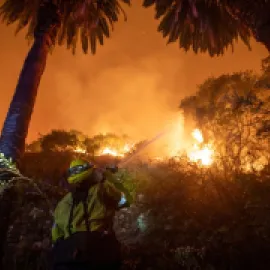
0 0 130 54
80 26 88 53
90 28 97 54
143 0 252 56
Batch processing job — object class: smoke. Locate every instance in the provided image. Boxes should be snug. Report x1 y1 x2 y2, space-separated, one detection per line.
52 52 186 142
0 1 267 147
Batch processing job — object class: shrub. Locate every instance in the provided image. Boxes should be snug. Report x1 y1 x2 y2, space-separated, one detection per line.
2 152 270 270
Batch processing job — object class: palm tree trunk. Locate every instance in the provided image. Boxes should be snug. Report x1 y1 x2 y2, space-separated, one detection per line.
0 2 60 267
0 0 60 166
0 34 51 165
0 33 50 269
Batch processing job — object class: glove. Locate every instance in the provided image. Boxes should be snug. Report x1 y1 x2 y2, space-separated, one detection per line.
118 193 129 209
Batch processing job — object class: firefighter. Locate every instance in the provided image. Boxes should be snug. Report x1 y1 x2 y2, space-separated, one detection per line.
51 159 131 270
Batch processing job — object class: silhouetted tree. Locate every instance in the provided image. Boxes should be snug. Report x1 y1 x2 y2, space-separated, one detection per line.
143 0 270 55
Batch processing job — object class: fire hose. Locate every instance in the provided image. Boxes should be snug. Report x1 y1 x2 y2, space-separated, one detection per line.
118 127 171 168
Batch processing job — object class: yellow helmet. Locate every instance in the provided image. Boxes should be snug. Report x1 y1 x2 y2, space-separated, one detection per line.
67 159 94 185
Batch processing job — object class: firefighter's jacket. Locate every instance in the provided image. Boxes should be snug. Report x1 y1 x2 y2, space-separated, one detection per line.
52 173 131 244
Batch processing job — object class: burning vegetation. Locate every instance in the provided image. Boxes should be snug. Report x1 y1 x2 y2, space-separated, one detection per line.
187 129 214 166
26 121 267 173
26 127 215 167
98 143 134 157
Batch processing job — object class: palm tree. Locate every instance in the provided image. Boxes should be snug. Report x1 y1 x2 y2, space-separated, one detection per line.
223 0 270 51
143 0 270 55
0 0 130 166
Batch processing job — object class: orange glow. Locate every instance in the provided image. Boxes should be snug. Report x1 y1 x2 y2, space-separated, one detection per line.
191 129 203 143
0 2 267 145
73 146 87 153
97 143 134 157
99 147 123 157
187 129 214 166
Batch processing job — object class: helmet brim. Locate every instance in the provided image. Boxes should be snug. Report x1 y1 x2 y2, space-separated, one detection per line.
67 168 93 185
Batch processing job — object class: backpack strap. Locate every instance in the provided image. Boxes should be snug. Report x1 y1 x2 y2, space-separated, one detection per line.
68 199 75 236
68 193 96 236
82 199 90 232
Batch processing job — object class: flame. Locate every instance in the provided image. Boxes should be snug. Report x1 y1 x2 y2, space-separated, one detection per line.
188 144 214 166
192 129 203 143
73 146 87 153
71 140 134 157
123 143 133 152
70 125 215 166
100 147 124 157
188 129 214 166
98 143 134 157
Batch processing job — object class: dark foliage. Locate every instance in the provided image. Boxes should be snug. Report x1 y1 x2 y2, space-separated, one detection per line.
1 150 270 270
143 0 252 56
0 0 131 54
